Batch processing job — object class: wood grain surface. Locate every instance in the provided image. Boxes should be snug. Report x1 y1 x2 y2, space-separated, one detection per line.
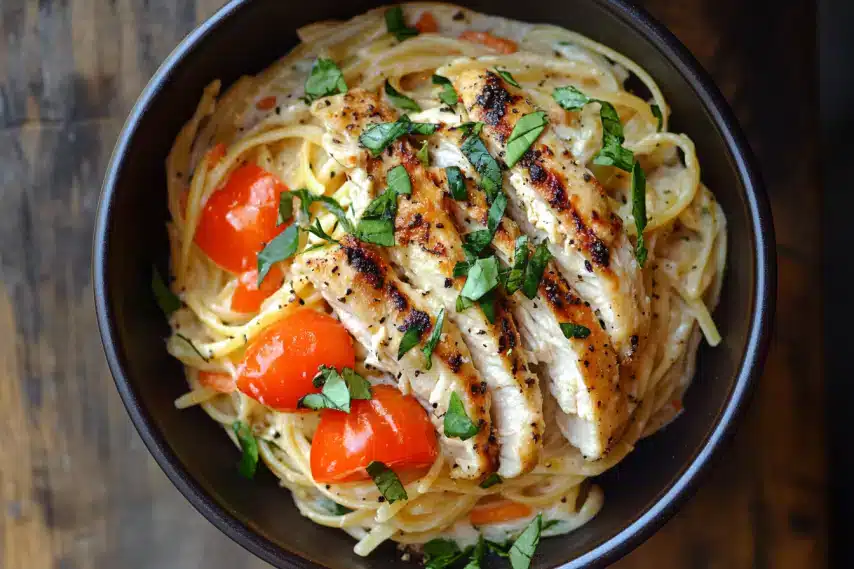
0 1 824 568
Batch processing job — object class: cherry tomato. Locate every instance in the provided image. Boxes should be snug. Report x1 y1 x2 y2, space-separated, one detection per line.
459 31 518 54
256 96 277 111
197 370 236 393
469 499 533 525
311 385 438 483
194 163 290 273
415 12 438 33
236 309 356 410
231 264 285 313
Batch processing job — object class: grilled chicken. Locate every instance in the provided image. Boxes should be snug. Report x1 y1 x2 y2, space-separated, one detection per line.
293 236 496 479
312 92 544 477
452 70 649 358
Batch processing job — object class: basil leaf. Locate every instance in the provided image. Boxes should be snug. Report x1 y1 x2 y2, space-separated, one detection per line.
385 5 418 41
342 367 373 400
422 308 445 370
417 140 430 166
509 514 543 569
319 498 353 516
552 85 590 111
298 365 373 413
409 122 438 135
313 195 354 233
384 79 421 111
487 541 511 558
456 294 474 312
278 191 294 224
305 218 338 244
461 256 499 301
232 421 259 479
478 290 497 324
650 103 663 132
479 473 503 489
366 461 408 503
432 74 459 106
457 121 484 137
359 116 437 156
446 166 467 200
304 58 347 103
631 161 648 266
461 134 502 202
387 164 412 195
521 242 552 299
444 391 480 440
541 519 562 532
464 536 486 569
355 185 401 246
282 189 353 232
462 230 493 257
593 141 634 171
176 333 210 362
362 187 399 220
355 218 395 246
560 322 591 339
398 324 423 360
495 68 520 88
257 224 299 285
424 539 464 569
505 111 548 168
152 267 181 316
487 192 506 234
504 236 529 295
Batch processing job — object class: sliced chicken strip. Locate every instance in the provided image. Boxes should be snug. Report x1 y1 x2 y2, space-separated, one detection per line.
452 69 648 358
312 91 544 477
293 236 497 479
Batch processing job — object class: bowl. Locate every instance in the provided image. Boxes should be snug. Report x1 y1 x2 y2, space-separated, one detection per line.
93 0 775 567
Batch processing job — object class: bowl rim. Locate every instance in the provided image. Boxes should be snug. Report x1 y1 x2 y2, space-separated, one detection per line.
92 0 776 567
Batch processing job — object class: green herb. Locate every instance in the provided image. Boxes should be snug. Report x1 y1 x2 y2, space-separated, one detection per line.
387 164 412 195
478 290 498 324
521 242 552 299
479 473 503 489
487 192 506 234
495 68 520 88
464 536 486 569
397 324 423 360
278 190 294 224
232 421 259 479
445 166 467 200
303 58 347 103
552 85 590 111
457 121 484 137
363 187 400 219
650 103 663 132
509 514 543 569
257 223 300 284
422 308 445 370
444 391 480 439
384 79 421 111
460 256 499 301
319 498 353 516
486 541 511 558
354 218 395 246
354 187 400 246
456 294 474 312
594 141 634 171
366 461 408 503
631 161 648 266
504 236 529 295
298 365 372 413
432 74 459 106
541 519 562 532
281 189 353 232
359 115 437 156
423 539 466 569
462 230 493 257
409 122 438 135
175 333 210 362
152 267 181 316
560 322 591 339
461 134 502 202
505 111 548 168
305 218 338 244
417 140 430 166
385 5 419 41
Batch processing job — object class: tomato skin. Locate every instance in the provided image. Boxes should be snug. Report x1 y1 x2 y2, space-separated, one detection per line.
311 385 438 483
459 31 518 54
198 370 236 393
256 96 277 111
469 500 533 525
415 12 438 33
236 309 356 410
231 264 285 313
194 163 289 273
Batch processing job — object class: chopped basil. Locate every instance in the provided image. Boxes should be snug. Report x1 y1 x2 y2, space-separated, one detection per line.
560 322 591 339
359 115 437 157
384 79 421 111
354 188 399 246
176 333 210 362
487 541 512 558
457 121 484 137
305 218 338 244
278 191 294 224
460 256 499 301
478 290 498 324
487 192 507 234
232 421 259 479
319 498 353 516
409 122 438 135
152 267 181 316
650 103 663 132
303 58 347 103
354 218 395 246
495 68 520 88
387 164 412 195
432 74 459 106
456 294 474 312
552 85 590 111
504 236 529 295
461 134 502 202
541 519 562 532
444 391 480 440
462 230 493 258
445 166 467 200
422 308 445 370
464 536 486 569
363 187 400 219
631 161 648 266
480 473 503 489
385 6 418 41
366 461 408 503
594 141 634 171
509 514 543 569
397 323 423 360
505 111 548 168
281 189 353 232
423 539 465 569
417 140 430 166
298 365 372 413
521 242 552 299
257 223 300 284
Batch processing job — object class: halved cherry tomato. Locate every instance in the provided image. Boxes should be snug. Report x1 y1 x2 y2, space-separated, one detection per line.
198 371 236 393
256 96 277 111
231 264 285 313
236 309 356 410
194 163 290 273
415 12 438 33
206 142 227 165
311 385 438 483
469 499 533 525
459 31 518 54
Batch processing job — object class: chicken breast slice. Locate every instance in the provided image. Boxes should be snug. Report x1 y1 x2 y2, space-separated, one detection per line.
452 69 649 358
312 91 544 477
293 236 496 479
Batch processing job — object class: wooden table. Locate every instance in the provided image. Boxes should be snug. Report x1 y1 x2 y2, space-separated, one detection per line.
0 1 824 568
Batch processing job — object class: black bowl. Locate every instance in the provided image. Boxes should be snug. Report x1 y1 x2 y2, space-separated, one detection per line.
93 1 775 567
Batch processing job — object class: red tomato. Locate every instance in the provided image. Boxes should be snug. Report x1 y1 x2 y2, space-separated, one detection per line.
256 96 277 111
469 499 533 525
310 385 438 483
231 264 285 313
459 31 518 54
194 163 290 273
236 309 356 410
198 370 236 393
415 12 438 33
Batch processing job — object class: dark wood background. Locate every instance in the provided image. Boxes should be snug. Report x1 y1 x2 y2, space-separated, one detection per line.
0 0 824 568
